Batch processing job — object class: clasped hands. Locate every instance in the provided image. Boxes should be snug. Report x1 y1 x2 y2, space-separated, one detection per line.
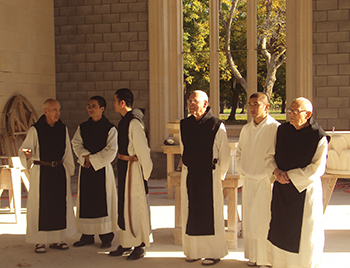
83 155 92 168
273 168 290 184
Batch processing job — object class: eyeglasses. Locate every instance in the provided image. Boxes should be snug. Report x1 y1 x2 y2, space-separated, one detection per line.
287 108 307 115
86 105 100 110
187 99 200 105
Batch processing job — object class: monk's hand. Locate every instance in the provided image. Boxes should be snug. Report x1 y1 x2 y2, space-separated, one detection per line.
83 155 91 168
21 148 32 159
273 168 290 184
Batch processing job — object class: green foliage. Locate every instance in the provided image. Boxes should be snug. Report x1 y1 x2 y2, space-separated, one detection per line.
183 0 210 96
183 0 287 118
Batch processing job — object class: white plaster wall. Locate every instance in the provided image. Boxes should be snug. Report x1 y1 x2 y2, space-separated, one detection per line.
0 0 56 136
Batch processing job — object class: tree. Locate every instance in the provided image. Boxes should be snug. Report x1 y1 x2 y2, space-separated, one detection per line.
183 0 210 115
183 0 287 120
219 0 248 121
257 0 286 99
183 0 234 116
219 0 247 91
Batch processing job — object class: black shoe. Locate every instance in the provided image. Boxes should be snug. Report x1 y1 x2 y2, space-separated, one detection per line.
202 258 220 266
101 242 112 249
109 245 132 257
127 245 145 260
73 240 94 247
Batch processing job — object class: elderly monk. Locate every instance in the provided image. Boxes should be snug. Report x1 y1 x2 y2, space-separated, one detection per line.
19 99 76 253
266 97 330 268
180 90 230 266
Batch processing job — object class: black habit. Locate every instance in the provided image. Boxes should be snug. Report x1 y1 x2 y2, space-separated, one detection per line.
34 115 67 231
268 117 329 253
78 115 115 219
117 109 147 230
180 107 222 236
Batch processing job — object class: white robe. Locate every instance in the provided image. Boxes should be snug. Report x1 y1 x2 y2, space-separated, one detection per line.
71 126 118 235
180 123 230 259
119 119 153 248
265 136 328 268
236 115 280 265
19 126 77 244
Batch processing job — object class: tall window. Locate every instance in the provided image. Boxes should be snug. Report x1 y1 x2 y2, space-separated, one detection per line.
183 0 286 123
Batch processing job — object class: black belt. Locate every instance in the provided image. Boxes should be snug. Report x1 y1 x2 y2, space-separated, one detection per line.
33 160 63 167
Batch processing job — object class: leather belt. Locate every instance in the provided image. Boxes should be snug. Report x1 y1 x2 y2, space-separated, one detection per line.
118 153 138 238
33 160 63 167
118 154 138 162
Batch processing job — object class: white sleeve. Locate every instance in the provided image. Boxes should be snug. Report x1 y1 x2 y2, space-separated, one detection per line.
89 127 118 171
129 119 153 180
18 127 37 170
216 123 230 179
71 126 91 167
287 136 328 193
236 127 245 176
63 127 75 176
264 126 279 178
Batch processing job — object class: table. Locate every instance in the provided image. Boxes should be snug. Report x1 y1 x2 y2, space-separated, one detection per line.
162 145 181 199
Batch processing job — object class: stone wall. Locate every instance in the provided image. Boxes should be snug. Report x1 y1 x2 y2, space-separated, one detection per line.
313 0 350 130
52 0 167 177
54 0 150 134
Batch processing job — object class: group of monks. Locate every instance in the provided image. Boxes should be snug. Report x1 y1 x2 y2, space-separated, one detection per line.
19 88 152 260
18 89 329 268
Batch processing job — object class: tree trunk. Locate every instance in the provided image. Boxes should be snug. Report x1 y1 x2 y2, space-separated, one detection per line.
281 99 286 114
263 58 277 99
227 80 239 121
219 0 248 93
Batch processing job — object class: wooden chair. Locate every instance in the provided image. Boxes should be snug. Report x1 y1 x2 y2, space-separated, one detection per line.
0 135 30 223
0 94 36 223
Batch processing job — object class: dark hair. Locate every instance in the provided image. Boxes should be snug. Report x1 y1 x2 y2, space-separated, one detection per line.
249 92 269 105
90 95 107 111
115 88 134 107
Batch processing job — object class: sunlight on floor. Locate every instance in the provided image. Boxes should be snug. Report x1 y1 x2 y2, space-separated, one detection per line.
143 251 246 260
324 205 350 230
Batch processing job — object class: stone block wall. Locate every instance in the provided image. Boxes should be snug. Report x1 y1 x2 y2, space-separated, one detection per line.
53 0 167 178
313 0 350 130
54 0 150 135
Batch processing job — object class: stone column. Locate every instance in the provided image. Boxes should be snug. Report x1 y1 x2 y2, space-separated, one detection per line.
209 0 220 117
286 0 313 103
149 0 183 151
247 0 257 122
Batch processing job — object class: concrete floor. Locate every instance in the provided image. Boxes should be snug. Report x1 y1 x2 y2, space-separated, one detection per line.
0 178 349 268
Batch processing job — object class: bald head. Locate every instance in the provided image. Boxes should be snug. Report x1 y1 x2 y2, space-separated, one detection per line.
288 97 313 130
292 97 313 113
43 98 59 111
188 90 209 120
43 99 61 126
193 90 209 103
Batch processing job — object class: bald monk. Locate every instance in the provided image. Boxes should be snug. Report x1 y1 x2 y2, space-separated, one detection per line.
266 97 330 268
19 99 77 253
180 90 230 266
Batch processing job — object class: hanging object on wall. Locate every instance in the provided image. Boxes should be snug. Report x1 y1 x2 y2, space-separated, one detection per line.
4 94 38 156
